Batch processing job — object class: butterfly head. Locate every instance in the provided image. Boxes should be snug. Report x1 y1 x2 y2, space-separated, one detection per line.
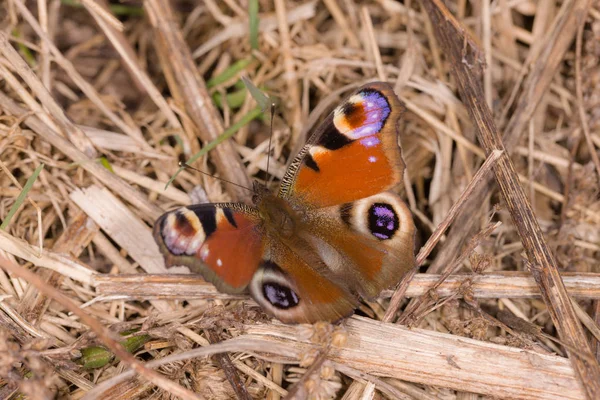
251 180 270 204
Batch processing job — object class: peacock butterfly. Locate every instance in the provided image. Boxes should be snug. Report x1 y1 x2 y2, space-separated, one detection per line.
153 82 416 323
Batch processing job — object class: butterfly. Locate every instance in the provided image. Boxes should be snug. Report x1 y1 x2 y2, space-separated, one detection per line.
153 82 416 324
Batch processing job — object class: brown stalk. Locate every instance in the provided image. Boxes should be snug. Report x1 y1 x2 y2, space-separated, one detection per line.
0 256 202 400
427 0 592 276
205 330 252 400
10 0 146 144
144 0 251 202
418 0 600 397
0 91 164 220
86 318 585 399
574 8 600 184
274 0 302 145
81 0 183 131
282 350 328 400
17 209 98 325
384 148 502 321
397 222 501 325
0 34 97 158
92 271 600 301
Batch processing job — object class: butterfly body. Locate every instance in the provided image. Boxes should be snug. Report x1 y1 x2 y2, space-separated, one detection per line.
254 185 299 240
154 82 416 323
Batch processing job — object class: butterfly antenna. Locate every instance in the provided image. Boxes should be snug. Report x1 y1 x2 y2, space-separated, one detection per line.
179 162 255 193
265 101 276 184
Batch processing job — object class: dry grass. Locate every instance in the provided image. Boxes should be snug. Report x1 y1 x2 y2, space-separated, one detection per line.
0 0 599 399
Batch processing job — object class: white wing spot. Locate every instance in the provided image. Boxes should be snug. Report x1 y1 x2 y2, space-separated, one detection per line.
216 258 223 267
200 246 210 261
368 156 377 163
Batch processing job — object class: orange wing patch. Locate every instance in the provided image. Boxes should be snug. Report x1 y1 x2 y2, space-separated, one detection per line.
294 141 396 208
197 209 264 289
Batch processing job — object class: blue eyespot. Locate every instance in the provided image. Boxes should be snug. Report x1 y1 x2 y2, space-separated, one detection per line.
262 282 300 309
368 203 399 240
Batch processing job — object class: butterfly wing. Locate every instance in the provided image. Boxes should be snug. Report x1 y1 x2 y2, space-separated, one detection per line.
154 202 358 322
279 82 406 208
304 192 416 299
248 239 359 324
153 204 264 293
245 192 414 323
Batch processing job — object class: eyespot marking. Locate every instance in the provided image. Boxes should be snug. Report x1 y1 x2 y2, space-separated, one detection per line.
368 202 399 240
333 89 391 140
162 209 207 256
262 281 300 309
341 101 366 128
173 211 196 236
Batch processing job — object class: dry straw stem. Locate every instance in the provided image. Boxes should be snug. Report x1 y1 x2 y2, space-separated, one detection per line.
205 329 253 400
419 0 600 397
144 0 251 201
0 256 201 400
0 34 97 158
398 221 502 325
0 228 96 285
93 272 600 301
247 317 584 400
385 148 502 321
81 0 182 130
0 90 163 220
78 316 585 400
191 1 317 59
574 10 600 184
10 0 146 144
69 185 172 312
428 0 594 273
17 209 98 326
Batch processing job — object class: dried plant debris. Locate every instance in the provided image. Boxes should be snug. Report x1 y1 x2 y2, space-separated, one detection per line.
0 0 599 399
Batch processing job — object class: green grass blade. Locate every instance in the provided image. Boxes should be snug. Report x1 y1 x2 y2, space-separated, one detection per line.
249 0 260 50
1 163 44 230
212 88 247 109
241 76 271 111
11 29 37 67
207 58 253 88
164 106 263 189
99 157 114 173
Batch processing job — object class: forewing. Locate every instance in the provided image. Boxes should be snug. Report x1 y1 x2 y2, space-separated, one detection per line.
279 82 406 208
153 203 264 293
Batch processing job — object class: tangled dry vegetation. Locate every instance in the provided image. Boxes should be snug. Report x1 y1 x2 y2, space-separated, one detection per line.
1 0 600 399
